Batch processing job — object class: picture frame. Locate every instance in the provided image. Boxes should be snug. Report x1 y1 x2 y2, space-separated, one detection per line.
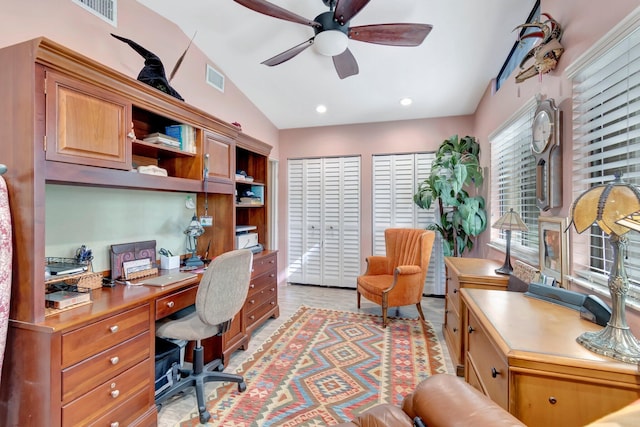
538 216 569 286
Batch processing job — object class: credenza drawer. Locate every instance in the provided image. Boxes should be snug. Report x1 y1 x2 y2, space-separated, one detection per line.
252 252 276 278
443 304 461 364
155 285 198 320
62 359 151 426
62 331 150 403
62 305 150 367
466 310 508 409
446 272 461 312
248 270 277 298
245 295 277 326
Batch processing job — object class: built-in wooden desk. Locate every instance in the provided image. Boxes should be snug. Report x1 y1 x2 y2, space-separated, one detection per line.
461 288 640 427
1 250 278 427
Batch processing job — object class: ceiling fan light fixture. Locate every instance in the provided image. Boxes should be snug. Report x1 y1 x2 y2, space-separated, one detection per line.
314 30 348 56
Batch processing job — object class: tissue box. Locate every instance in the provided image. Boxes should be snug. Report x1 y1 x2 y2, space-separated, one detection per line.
160 255 180 270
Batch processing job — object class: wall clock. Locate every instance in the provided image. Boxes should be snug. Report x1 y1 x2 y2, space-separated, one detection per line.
532 98 562 211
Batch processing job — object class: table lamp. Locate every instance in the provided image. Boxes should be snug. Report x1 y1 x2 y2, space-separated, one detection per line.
570 173 640 364
492 208 528 275
184 214 205 267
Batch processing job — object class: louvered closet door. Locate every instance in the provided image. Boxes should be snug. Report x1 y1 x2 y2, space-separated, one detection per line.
287 156 361 288
372 153 445 295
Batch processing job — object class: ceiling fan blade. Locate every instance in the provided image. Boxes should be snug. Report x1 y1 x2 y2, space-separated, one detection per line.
349 23 433 46
334 0 371 25
333 48 359 79
261 38 314 66
234 0 320 28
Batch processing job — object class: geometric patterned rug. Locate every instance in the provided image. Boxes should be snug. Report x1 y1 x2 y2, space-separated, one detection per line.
179 306 448 426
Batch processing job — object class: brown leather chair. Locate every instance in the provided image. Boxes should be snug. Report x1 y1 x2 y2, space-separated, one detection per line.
357 228 435 327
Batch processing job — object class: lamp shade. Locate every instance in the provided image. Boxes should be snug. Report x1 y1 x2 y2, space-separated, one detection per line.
492 208 529 232
570 173 640 236
314 30 348 56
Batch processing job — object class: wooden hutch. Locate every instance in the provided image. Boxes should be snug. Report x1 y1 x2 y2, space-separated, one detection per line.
0 38 278 426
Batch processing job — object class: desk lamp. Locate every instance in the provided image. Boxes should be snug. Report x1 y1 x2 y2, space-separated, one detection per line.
184 214 205 267
492 208 528 275
570 173 640 364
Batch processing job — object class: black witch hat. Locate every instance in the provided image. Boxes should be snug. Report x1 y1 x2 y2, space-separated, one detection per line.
111 33 184 101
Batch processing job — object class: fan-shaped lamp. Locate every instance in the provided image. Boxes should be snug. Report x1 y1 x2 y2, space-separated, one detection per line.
184 214 205 267
492 208 528 275
570 173 640 364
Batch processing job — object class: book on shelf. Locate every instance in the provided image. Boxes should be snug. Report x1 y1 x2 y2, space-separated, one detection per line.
45 290 91 309
143 132 181 148
165 124 197 154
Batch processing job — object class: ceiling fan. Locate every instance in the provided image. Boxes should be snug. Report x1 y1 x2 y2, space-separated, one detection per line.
234 0 433 79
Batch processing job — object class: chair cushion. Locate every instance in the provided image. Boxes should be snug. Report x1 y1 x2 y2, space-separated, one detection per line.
156 310 222 341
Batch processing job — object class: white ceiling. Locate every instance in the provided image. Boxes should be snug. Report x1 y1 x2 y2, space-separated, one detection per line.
137 0 537 129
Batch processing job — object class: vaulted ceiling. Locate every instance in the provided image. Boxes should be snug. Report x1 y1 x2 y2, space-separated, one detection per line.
137 0 537 129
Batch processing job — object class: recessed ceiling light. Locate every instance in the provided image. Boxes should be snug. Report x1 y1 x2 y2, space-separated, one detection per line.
400 97 413 106
316 104 327 114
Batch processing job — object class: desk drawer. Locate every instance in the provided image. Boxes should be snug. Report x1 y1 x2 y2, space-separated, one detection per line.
466 310 508 409
62 359 151 426
447 272 461 312
155 285 198 320
248 270 277 298
62 305 150 367
246 295 277 326
86 387 153 427
252 252 276 278
62 331 150 403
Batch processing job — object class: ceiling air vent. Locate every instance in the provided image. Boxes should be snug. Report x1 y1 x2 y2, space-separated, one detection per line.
72 0 117 26
206 64 225 93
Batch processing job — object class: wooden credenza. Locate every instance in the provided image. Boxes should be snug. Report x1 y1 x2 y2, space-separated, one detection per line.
443 257 509 375
461 288 640 427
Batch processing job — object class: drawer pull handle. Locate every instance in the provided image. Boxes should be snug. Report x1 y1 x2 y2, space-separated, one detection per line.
270 273 275 278
453 288 458 293
549 397 557 405
491 367 499 378
452 327 458 333
111 423 120 427
269 260 275 264
250 284 255 288
271 301 275 305
250 299 255 304
110 389 120 398
166 301 175 308
468 326 475 333
109 325 119 333
110 356 119 365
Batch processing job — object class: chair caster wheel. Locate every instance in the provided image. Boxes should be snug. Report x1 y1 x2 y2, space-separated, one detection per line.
199 410 211 424
216 363 224 372
238 381 247 392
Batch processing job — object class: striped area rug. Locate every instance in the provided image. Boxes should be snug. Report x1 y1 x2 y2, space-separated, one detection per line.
181 305 447 426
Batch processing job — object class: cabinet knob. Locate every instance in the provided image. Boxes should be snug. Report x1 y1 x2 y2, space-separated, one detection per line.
110 423 120 427
270 273 275 278
109 325 119 333
249 299 255 305
110 356 119 365
549 397 557 405
250 283 255 288
453 288 458 293
269 260 275 264
110 389 120 399
491 367 499 378
452 327 458 333
468 326 475 333
166 301 175 308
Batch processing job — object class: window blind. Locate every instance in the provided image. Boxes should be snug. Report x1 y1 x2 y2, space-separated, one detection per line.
489 98 538 262
571 25 640 300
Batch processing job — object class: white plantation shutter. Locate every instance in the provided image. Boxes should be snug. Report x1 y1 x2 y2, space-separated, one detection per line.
372 153 445 295
489 98 538 263
287 156 361 288
568 19 640 300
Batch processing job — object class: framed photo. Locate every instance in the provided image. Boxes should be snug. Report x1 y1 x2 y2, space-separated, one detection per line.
538 216 569 286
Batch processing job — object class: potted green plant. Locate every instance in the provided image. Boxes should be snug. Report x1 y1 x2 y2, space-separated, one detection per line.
413 135 487 256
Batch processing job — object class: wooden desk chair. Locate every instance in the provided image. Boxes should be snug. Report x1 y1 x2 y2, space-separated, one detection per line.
357 228 435 328
155 249 253 424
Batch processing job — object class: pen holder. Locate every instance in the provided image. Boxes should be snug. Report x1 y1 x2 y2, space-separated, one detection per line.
160 255 180 270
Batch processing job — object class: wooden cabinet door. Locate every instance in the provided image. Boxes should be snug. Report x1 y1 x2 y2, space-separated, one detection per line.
45 69 132 170
204 131 235 184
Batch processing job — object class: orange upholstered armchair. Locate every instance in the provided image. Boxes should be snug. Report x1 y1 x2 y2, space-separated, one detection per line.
357 228 436 328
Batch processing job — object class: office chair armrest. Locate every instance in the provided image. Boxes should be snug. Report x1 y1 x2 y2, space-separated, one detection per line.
365 256 391 275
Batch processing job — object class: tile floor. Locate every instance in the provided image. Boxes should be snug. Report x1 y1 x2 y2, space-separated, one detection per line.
157 283 454 426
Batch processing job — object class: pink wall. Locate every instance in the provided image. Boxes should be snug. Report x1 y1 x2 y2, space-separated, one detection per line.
0 0 279 149
278 116 474 280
